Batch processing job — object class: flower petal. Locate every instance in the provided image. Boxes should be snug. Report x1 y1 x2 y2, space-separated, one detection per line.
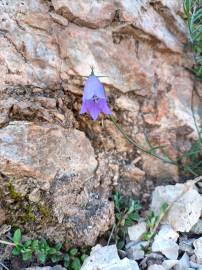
83 75 106 100
80 101 88 114
88 101 100 121
98 99 112 115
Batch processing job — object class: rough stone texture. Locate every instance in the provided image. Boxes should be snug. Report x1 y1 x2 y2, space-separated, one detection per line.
0 121 114 245
175 252 190 270
191 219 202 235
128 221 147 242
193 237 202 264
81 244 140 270
0 0 201 180
151 179 202 232
148 265 166 270
0 121 97 187
152 225 179 259
126 241 147 261
0 0 202 244
166 189 202 232
162 260 178 270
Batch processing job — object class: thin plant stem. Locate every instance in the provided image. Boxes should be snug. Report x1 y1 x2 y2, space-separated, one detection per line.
107 224 116 246
109 115 177 165
0 261 10 270
0 240 15 246
191 86 202 143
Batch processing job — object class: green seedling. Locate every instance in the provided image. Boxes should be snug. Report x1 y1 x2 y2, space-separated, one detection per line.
108 192 141 249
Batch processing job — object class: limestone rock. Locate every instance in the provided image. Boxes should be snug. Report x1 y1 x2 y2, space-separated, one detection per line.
127 248 144 260
162 260 179 270
0 0 201 251
81 245 140 270
0 121 97 187
0 0 200 184
175 253 190 270
151 183 187 214
127 241 146 261
152 240 179 260
191 220 202 235
148 265 166 270
193 237 202 264
128 221 147 242
151 180 202 232
155 225 179 242
179 238 194 254
138 253 164 269
126 241 149 260
152 225 179 260
166 189 202 232
0 121 114 245
51 0 116 28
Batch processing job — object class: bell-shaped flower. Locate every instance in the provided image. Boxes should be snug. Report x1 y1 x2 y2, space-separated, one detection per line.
80 71 112 120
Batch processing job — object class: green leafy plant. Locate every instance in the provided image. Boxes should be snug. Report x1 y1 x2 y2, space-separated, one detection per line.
63 247 88 270
108 192 141 249
11 230 63 264
183 0 202 79
0 229 88 270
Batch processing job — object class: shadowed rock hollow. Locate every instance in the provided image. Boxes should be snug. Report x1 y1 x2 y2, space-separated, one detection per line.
0 0 201 245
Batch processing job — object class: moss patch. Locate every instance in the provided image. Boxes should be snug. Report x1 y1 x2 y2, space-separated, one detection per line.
0 176 56 235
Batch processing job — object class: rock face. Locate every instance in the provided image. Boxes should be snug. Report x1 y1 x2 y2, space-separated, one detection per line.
0 121 97 187
0 0 201 244
0 121 114 245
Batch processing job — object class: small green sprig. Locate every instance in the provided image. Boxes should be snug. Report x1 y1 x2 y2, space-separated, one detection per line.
143 203 169 241
108 192 141 249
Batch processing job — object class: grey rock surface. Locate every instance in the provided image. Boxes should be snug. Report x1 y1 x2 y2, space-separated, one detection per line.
81 244 140 270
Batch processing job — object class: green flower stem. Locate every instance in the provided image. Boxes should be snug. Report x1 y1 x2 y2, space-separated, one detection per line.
109 115 177 165
0 240 15 246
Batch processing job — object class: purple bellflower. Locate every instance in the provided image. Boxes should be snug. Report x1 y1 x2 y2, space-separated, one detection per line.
80 69 112 121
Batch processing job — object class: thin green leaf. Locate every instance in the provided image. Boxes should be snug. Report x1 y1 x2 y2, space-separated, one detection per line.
12 229 22 245
69 248 78 256
71 258 81 270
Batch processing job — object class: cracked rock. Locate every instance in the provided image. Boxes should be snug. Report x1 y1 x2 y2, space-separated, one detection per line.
0 121 114 245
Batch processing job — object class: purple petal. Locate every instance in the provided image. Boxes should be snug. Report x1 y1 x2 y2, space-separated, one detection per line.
88 101 100 121
83 75 106 100
98 99 112 115
80 100 101 120
80 101 88 114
